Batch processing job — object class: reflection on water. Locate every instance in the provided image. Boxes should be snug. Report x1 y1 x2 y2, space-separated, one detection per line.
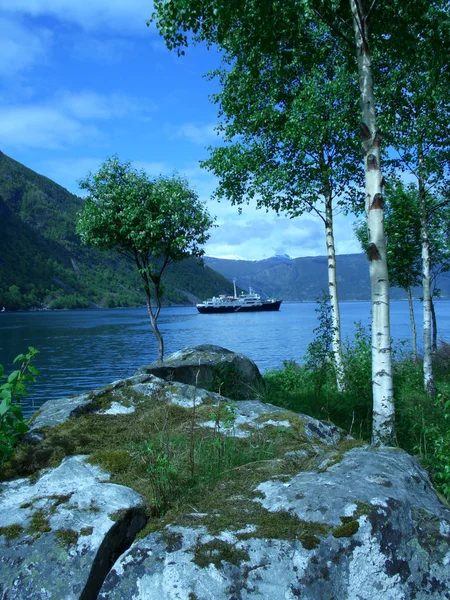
1 301 449 416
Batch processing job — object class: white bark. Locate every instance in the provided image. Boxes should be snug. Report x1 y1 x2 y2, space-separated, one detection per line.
406 287 417 359
325 195 345 391
420 197 435 394
418 147 436 394
351 0 395 446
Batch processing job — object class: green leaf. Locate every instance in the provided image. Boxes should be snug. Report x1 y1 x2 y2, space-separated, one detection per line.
0 387 12 402
0 397 12 417
7 370 20 384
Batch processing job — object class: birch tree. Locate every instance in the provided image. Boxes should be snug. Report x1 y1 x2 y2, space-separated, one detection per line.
342 0 394 443
202 26 362 391
150 0 446 444
383 184 421 358
427 198 450 351
152 5 361 391
374 1 450 394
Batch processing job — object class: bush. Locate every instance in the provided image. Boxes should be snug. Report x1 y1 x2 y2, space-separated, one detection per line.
0 347 39 464
49 295 91 309
262 330 450 501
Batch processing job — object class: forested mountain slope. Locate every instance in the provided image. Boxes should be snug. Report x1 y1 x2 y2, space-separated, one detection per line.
205 254 450 301
0 151 233 310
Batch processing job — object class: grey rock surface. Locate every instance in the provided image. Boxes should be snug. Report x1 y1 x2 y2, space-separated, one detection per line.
135 344 265 400
2 346 450 600
99 447 450 600
30 373 225 432
0 456 146 600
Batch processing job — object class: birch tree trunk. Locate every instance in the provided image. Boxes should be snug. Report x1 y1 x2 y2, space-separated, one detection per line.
418 167 436 394
324 193 345 391
350 0 395 446
406 287 417 359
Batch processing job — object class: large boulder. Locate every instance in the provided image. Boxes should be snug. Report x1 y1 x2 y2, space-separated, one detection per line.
98 446 450 600
135 344 265 400
0 456 146 600
28 372 226 431
1 346 449 599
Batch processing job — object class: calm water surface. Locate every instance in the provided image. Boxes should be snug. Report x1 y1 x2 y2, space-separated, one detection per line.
0 300 449 415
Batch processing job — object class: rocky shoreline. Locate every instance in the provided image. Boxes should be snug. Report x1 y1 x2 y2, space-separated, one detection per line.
1 345 449 599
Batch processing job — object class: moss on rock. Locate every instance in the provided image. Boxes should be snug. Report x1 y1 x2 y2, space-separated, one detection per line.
0 524 25 540
332 519 360 538
29 510 51 536
56 528 79 546
193 538 250 569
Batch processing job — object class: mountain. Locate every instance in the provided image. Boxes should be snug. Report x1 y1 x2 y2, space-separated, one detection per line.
0 151 234 310
205 254 450 301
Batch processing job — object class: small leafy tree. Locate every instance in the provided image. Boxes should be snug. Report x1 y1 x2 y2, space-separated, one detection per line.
0 347 39 464
77 157 214 361
304 294 335 409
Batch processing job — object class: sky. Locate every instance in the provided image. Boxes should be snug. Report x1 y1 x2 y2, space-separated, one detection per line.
0 0 362 260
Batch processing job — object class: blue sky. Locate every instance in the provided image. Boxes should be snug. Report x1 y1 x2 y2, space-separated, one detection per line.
0 0 361 260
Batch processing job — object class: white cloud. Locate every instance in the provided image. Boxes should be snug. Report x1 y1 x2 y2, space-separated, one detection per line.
0 16 52 77
3 0 155 33
57 90 155 120
0 106 98 150
205 210 361 260
38 157 104 193
171 122 219 145
0 90 154 151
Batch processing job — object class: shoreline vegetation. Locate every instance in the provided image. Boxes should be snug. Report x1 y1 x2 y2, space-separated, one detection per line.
263 339 450 504
2 296 447 314
1 329 449 505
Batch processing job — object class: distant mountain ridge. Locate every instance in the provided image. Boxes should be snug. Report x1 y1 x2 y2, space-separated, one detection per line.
2 150 448 309
0 151 234 310
205 254 450 301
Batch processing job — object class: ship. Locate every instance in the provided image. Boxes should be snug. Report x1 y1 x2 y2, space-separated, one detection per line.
196 280 282 314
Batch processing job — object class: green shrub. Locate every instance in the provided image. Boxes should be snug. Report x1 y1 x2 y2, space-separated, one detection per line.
0 347 39 465
304 293 336 409
262 324 450 501
49 295 91 309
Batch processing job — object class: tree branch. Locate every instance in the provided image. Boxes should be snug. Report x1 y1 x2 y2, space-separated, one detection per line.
365 0 379 21
310 6 354 49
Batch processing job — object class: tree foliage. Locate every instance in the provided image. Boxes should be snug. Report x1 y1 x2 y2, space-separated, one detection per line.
76 157 214 360
355 181 422 291
154 2 364 393
374 0 450 192
151 0 449 443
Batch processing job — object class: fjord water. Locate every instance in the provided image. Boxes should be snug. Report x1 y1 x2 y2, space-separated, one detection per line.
1 300 449 416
